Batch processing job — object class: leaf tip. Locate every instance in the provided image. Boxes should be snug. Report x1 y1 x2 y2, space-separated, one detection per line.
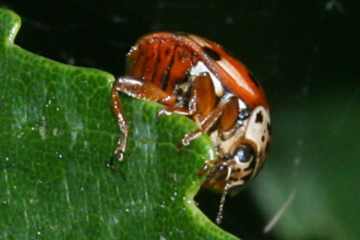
0 8 21 45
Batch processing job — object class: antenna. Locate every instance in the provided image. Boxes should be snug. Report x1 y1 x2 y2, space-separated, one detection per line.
216 183 230 224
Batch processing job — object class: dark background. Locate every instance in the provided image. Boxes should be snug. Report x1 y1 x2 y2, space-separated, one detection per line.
1 1 359 239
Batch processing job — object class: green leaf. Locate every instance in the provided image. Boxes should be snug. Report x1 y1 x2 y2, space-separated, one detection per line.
0 9 237 240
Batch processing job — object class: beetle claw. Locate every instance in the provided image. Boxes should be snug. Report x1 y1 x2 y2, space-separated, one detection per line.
176 134 191 151
106 149 125 171
116 151 124 162
106 155 119 171
178 130 202 149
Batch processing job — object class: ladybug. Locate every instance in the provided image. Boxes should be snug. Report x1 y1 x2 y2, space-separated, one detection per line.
111 32 271 223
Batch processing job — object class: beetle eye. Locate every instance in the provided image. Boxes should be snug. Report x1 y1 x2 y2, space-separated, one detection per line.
234 145 255 163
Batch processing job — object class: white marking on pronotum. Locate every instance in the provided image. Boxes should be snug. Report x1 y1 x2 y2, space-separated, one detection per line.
190 61 224 97
238 98 247 111
263 189 297 234
217 58 253 94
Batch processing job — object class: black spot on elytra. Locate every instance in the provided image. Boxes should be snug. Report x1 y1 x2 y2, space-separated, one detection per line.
261 135 265 142
248 72 260 88
203 46 221 61
255 111 263 123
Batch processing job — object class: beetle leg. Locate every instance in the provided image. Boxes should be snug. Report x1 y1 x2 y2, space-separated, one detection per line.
114 76 177 105
178 109 220 148
178 106 224 147
179 93 239 148
157 89 198 117
157 106 194 117
158 72 217 118
111 81 128 166
110 76 176 167
178 95 239 148
176 72 224 147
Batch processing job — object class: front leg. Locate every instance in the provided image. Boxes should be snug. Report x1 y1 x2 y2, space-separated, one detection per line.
110 76 176 168
178 105 224 147
111 82 128 163
176 72 225 148
178 94 239 148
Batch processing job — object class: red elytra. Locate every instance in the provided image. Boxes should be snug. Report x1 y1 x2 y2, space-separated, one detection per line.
129 32 269 109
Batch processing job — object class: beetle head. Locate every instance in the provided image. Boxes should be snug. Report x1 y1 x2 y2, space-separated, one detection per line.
204 106 271 192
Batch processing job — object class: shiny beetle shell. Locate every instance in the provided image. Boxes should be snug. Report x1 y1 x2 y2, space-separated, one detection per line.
111 32 271 194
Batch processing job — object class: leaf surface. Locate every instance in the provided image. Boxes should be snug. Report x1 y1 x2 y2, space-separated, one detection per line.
0 9 237 240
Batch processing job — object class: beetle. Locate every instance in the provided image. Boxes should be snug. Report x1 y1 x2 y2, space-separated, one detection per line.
111 32 271 223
